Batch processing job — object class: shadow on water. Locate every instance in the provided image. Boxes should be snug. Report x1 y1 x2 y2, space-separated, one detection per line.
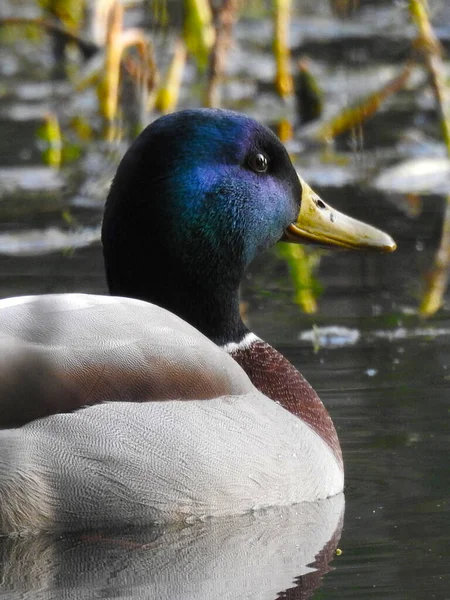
1 0 450 599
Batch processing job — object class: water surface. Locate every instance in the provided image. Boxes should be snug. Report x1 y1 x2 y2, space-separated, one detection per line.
1 1 450 598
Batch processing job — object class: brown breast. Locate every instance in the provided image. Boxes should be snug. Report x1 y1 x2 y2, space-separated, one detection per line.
228 339 342 467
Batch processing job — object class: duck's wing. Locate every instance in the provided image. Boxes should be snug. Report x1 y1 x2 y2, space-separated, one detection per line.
0 294 251 427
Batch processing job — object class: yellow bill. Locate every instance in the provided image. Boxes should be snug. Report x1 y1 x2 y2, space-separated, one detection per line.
283 177 397 252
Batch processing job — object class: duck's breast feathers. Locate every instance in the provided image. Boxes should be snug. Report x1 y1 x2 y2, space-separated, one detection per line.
0 294 252 427
226 336 343 469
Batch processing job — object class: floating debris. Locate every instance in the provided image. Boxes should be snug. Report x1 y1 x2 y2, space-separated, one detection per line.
299 323 450 349
299 326 360 348
365 368 377 377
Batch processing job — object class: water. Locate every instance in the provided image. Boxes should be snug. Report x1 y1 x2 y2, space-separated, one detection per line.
1 231 449 599
301 339 450 599
1 1 450 598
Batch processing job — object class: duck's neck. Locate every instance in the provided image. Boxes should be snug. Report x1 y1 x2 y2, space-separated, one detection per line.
224 334 343 468
109 265 248 347
168 285 248 347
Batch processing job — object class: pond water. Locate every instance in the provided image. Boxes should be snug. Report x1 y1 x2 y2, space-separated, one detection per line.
1 1 450 599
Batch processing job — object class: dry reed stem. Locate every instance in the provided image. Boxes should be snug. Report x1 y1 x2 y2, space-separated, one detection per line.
0 16 97 57
205 0 239 108
409 0 450 316
155 38 187 113
278 244 320 314
315 61 413 141
273 0 293 98
100 0 123 122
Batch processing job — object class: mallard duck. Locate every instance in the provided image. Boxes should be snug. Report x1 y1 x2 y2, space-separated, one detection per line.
0 109 395 535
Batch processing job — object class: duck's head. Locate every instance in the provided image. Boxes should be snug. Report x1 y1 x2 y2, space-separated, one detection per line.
102 109 395 344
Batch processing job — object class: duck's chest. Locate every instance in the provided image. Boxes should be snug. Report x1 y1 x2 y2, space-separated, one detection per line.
223 334 342 468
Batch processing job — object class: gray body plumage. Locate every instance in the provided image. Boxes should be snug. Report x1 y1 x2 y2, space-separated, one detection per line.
0 294 343 534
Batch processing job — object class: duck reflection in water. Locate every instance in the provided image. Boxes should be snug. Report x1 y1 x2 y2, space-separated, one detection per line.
0 495 344 600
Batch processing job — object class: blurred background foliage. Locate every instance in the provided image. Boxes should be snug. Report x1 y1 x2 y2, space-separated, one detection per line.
0 0 449 316
3 6 450 598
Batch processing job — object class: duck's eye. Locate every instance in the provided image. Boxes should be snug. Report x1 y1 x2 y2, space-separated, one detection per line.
248 153 269 174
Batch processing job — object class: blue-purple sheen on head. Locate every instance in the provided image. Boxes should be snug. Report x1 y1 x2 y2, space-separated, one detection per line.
146 109 301 271
102 108 301 342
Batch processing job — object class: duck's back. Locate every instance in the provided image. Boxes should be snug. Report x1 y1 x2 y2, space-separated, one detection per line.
0 294 249 426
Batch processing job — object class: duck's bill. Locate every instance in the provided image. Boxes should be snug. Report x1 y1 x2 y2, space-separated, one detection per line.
282 178 397 252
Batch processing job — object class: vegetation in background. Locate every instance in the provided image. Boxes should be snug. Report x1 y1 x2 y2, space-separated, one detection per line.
1 0 450 317
312 62 413 143
277 244 323 314
295 58 324 125
205 0 239 107
273 0 293 98
37 112 62 168
409 0 450 317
